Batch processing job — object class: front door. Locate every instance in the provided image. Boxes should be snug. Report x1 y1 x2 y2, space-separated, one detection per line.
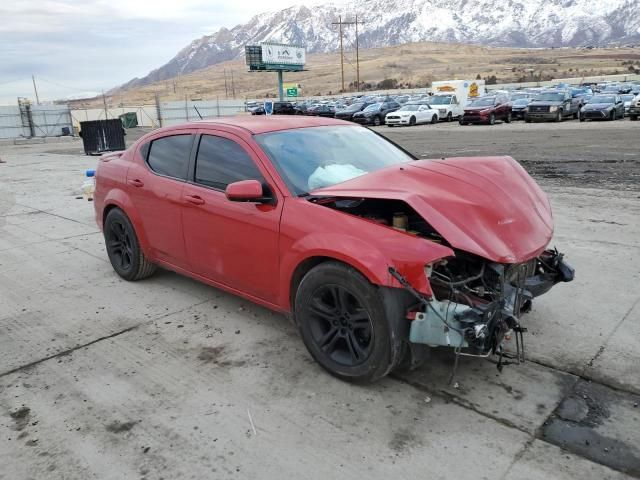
181 131 282 303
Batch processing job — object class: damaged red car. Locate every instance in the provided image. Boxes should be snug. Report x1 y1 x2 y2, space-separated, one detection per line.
94 117 573 382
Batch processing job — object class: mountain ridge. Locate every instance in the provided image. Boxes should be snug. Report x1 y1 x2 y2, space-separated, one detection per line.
120 0 640 89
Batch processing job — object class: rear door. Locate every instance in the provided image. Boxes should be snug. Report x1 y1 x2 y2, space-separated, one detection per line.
127 130 194 268
182 130 283 303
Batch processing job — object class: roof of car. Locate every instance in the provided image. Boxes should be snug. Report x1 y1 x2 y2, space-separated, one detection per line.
190 115 350 134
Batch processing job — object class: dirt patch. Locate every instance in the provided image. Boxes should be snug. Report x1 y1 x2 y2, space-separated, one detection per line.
198 346 246 368
9 406 31 431
105 420 137 433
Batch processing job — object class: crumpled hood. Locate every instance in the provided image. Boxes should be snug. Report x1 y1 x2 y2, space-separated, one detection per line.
311 157 554 263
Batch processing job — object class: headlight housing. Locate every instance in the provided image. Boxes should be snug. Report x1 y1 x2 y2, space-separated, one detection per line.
549 106 558 112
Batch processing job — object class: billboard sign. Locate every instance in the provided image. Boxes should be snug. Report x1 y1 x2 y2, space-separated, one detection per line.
261 44 306 66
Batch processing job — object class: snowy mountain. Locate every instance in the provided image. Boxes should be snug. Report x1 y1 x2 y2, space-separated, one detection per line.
122 0 640 88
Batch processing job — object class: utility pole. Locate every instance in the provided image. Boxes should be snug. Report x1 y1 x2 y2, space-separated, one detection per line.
32 75 40 105
102 90 108 119
332 16 364 93
223 69 229 98
231 70 236 98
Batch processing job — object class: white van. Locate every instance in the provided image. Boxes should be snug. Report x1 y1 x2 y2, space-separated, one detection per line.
430 80 486 121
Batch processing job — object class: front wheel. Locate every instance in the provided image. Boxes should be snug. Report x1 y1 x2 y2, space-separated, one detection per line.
489 113 495 125
631 115 638 121
409 116 416 126
104 208 156 281
611 110 617 121
555 110 563 122
446 112 453 122
432 115 439 124
295 262 400 382
373 116 381 126
505 112 512 123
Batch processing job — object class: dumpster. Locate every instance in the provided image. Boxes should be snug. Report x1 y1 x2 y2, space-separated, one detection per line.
119 112 138 128
79 119 126 155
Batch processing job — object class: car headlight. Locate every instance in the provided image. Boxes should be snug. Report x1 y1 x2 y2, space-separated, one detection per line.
549 106 558 112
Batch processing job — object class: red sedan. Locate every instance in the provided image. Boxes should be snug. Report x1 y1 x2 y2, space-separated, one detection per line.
94 117 573 382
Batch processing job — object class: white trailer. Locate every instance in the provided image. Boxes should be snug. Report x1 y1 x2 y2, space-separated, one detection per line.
429 80 486 120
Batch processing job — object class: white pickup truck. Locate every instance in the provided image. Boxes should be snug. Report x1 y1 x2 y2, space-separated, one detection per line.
430 80 486 121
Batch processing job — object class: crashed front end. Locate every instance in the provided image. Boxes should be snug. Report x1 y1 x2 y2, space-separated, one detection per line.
395 248 573 369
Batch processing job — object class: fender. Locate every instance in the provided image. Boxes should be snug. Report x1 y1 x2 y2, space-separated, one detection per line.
278 200 455 309
101 188 152 258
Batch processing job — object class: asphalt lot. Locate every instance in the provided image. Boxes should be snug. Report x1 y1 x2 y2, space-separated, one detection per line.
1 119 639 479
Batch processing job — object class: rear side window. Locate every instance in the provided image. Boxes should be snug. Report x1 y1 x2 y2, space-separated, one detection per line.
147 134 192 180
195 135 264 190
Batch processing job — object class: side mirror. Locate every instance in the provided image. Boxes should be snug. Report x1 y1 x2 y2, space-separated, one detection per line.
225 180 266 202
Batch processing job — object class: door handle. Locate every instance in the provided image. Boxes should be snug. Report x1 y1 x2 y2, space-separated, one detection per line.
128 179 144 188
185 194 205 205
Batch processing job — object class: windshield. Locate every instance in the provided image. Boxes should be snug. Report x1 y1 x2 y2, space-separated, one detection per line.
589 96 615 104
255 126 414 195
397 104 423 112
469 97 495 107
363 103 381 112
513 99 529 106
535 92 565 102
429 95 451 105
620 95 634 102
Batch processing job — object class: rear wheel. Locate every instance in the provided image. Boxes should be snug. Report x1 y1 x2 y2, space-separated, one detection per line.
104 208 156 281
295 262 402 382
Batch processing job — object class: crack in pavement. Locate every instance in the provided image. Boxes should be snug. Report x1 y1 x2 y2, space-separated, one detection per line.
0 298 213 379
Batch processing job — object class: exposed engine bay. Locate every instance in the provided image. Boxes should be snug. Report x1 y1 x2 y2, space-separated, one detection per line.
312 195 575 375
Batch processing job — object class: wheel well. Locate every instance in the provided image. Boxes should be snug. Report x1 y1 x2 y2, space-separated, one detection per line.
289 256 370 310
102 204 120 227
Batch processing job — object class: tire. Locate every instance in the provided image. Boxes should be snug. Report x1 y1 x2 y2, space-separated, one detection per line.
611 111 616 121
294 261 403 382
555 110 563 122
446 112 453 122
505 112 512 123
580 117 586 122
525 116 532 123
573 111 579 119
409 116 416 126
432 115 439 124
104 208 156 281
373 116 381 126
489 113 495 125
631 115 638 121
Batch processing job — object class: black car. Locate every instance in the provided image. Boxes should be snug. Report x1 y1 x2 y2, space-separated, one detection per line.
352 101 400 126
511 98 531 120
525 91 582 122
334 102 373 122
250 101 297 116
305 104 336 118
580 95 625 121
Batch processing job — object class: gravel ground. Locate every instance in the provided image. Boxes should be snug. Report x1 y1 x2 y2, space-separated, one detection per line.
1 119 639 479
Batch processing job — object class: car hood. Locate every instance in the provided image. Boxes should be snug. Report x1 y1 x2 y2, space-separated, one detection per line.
310 157 553 263
584 103 613 109
464 106 492 112
529 101 563 106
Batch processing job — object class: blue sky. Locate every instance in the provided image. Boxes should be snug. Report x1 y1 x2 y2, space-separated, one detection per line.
0 0 338 104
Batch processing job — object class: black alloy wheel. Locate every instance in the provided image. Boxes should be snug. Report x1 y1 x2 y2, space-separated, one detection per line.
104 208 156 281
305 284 374 367
107 219 134 272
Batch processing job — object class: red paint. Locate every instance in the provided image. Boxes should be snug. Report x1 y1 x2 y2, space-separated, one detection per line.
94 117 555 314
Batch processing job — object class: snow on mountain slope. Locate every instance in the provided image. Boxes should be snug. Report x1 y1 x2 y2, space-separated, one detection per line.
122 0 640 88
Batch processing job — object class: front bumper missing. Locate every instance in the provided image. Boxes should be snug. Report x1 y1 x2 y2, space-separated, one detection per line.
390 249 574 377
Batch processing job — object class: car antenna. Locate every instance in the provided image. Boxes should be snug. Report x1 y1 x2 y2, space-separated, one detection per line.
193 106 203 120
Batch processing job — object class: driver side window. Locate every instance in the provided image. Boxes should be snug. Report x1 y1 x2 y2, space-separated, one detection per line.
195 135 264 191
